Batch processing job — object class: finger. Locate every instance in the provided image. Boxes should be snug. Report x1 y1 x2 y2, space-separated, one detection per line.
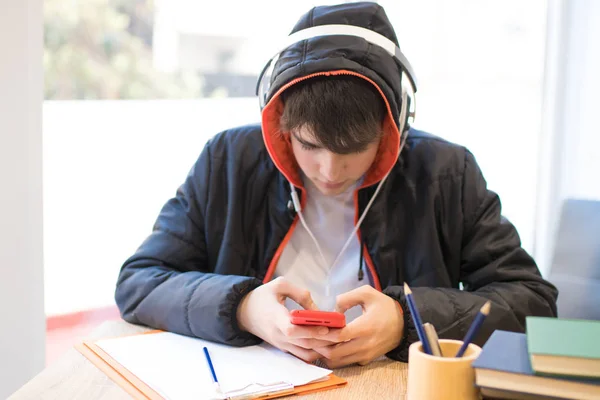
334 286 373 314
283 344 321 363
322 349 374 369
315 337 366 361
279 321 333 340
316 317 368 343
317 338 378 369
273 278 319 310
287 337 341 350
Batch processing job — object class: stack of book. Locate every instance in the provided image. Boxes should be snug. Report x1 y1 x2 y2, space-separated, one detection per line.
472 317 600 399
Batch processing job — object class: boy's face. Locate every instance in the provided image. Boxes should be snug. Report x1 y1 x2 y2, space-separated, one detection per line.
290 126 380 196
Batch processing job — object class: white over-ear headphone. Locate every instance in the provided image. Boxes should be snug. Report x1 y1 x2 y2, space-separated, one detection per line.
269 25 417 283
256 24 418 133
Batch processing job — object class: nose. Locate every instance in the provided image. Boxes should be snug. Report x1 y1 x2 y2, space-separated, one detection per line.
319 152 345 182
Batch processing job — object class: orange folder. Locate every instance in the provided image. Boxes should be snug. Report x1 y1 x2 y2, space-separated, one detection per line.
75 331 347 400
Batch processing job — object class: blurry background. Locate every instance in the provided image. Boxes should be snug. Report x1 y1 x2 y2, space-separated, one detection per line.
2 0 600 397
43 0 547 321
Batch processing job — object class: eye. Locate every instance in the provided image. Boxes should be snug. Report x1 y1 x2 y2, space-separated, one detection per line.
300 143 319 151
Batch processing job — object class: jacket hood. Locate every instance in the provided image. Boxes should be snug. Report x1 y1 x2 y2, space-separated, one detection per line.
261 1 405 189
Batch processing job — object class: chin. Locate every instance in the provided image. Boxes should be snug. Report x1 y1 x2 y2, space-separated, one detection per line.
317 182 352 196
319 188 343 196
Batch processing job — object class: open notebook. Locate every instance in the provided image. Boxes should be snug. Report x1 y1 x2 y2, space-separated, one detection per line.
76 330 346 400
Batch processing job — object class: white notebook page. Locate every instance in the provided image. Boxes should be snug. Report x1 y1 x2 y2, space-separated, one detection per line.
95 332 332 400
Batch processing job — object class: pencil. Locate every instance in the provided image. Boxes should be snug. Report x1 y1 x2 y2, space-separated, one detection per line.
455 301 491 357
203 346 221 393
404 283 433 355
423 323 442 357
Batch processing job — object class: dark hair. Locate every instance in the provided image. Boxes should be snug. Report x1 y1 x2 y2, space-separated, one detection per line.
279 75 386 154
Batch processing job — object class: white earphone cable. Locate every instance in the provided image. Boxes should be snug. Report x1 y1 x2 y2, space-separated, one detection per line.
290 187 330 273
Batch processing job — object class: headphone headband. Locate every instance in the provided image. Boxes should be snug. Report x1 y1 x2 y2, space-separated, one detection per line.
277 24 417 92
256 23 417 132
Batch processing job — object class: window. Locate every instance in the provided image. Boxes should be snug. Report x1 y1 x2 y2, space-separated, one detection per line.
43 0 548 362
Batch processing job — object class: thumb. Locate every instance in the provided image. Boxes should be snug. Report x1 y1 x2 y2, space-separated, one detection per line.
335 286 370 314
275 279 319 310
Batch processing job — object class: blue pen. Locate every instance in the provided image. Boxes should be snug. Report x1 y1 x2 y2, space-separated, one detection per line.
455 301 491 357
404 283 433 355
203 346 221 393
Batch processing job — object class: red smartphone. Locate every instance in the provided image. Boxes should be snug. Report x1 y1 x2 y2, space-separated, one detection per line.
289 310 346 328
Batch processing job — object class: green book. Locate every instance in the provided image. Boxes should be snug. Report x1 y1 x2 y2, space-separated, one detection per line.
526 317 600 378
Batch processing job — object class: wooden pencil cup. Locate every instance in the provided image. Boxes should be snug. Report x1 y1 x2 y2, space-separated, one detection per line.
406 339 482 400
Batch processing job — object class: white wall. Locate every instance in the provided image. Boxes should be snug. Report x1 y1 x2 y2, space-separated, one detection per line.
534 0 600 271
0 0 46 398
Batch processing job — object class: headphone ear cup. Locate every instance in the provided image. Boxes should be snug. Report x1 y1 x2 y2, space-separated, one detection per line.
407 92 416 123
398 82 415 148
399 87 409 134
401 80 416 131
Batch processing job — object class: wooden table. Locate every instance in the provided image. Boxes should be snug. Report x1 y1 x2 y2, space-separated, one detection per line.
10 320 409 400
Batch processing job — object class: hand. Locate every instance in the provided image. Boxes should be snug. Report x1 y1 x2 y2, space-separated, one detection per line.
236 277 340 362
313 286 404 368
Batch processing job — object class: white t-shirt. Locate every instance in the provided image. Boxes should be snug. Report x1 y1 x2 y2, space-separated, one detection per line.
274 177 372 323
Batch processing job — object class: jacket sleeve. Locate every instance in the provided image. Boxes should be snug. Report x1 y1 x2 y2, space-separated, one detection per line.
384 150 558 362
115 142 262 346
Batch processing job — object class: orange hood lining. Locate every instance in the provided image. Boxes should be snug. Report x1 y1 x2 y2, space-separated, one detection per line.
261 70 401 189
